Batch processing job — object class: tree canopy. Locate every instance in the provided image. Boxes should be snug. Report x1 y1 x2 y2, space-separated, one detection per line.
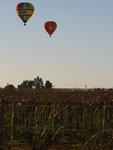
17 76 52 89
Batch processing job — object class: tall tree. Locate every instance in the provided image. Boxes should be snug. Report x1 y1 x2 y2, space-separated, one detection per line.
45 80 52 89
33 76 44 88
18 80 33 89
17 76 52 89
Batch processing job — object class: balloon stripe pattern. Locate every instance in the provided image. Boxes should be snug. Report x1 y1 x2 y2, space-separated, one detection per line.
16 3 34 25
44 21 57 37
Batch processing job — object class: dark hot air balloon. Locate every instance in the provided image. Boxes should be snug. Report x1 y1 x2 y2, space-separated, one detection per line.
16 2 34 26
44 21 57 37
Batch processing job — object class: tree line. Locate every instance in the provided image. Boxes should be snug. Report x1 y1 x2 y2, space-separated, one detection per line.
4 76 53 89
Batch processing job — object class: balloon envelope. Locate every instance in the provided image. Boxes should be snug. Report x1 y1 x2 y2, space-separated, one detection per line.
44 21 57 37
16 2 34 25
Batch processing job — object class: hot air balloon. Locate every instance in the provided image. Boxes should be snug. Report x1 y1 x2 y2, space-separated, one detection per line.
44 21 57 37
16 2 34 26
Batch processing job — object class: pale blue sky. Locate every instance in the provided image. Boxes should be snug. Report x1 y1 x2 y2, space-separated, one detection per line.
0 0 113 88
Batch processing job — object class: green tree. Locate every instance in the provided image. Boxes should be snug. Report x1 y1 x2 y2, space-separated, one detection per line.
45 80 52 89
4 84 15 89
18 80 33 89
33 76 44 88
17 76 53 89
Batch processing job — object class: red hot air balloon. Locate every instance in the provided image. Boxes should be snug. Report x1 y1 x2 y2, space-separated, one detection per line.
44 21 57 37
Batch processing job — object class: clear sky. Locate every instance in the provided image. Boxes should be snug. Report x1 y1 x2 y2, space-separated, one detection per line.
0 0 113 88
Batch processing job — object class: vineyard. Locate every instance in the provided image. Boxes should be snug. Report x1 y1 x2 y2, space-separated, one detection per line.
0 88 113 150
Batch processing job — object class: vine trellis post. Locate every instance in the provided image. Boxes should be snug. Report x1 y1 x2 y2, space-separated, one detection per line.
11 103 14 150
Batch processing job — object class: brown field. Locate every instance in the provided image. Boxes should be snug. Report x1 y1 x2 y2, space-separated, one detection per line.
0 88 113 150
